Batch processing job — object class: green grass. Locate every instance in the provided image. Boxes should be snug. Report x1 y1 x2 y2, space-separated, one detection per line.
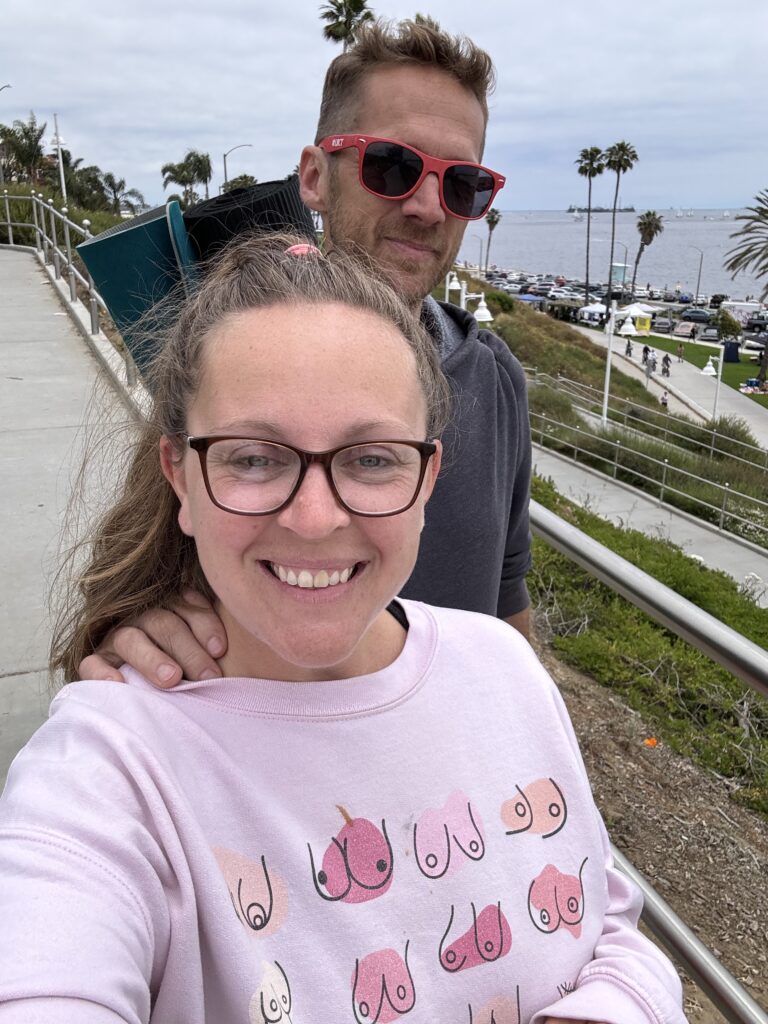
531 475 768 817
645 333 768 409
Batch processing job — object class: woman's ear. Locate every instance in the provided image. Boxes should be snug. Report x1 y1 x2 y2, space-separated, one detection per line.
159 436 194 537
423 440 443 503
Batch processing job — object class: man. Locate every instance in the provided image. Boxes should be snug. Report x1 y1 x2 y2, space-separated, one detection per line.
79 17 532 686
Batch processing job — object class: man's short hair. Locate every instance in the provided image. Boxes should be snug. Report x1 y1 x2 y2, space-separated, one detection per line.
315 16 496 144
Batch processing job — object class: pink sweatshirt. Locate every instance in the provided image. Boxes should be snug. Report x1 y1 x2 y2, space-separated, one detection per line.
0 602 686 1024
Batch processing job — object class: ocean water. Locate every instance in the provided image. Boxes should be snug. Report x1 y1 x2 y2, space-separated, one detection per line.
458 209 763 300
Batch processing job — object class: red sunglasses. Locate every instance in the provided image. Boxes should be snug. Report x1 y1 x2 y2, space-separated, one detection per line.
318 134 505 221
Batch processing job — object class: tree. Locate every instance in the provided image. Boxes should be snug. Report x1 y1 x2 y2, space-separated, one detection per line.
603 141 638 303
710 308 741 341
630 211 664 297
724 189 768 302
319 0 375 50
161 151 209 209
186 150 212 200
101 171 146 215
0 112 46 183
575 146 605 304
484 207 501 274
223 173 258 193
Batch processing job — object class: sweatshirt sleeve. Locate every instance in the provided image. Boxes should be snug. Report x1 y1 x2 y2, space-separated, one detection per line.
483 329 533 618
530 680 687 1024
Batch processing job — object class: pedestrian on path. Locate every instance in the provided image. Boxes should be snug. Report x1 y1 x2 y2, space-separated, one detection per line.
625 338 633 358
642 343 650 365
662 353 671 377
676 341 685 362
649 349 658 373
661 390 669 409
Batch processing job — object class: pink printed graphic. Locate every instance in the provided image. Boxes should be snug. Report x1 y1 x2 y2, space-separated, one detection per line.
351 943 415 1023
469 987 521 1024
501 778 567 838
413 790 485 879
439 902 512 973
527 859 587 938
249 960 292 1023
309 807 393 904
213 847 287 938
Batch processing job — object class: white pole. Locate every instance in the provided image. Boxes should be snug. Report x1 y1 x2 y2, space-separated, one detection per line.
53 113 67 203
459 280 467 310
713 353 723 421
601 299 617 425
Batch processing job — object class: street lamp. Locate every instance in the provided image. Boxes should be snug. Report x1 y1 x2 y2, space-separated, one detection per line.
459 281 493 323
701 353 723 421
49 113 67 203
601 300 618 424
444 270 461 303
0 84 10 94
222 143 252 188
470 233 484 274
691 246 704 305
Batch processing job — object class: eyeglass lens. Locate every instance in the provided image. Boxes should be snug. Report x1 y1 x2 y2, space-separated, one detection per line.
361 141 494 218
203 440 426 515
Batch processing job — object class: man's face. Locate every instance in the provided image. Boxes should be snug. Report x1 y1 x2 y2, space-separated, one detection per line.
302 64 487 309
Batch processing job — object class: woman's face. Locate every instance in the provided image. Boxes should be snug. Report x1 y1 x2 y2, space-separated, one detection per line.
161 301 441 681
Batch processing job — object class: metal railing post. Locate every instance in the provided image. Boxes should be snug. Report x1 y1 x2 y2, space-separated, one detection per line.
31 192 42 250
81 219 100 336
719 483 730 530
48 199 60 278
613 439 621 478
60 207 77 302
2 189 13 246
659 459 668 504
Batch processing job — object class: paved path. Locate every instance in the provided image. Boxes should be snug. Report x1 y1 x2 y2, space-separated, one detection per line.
0 250 128 784
572 322 768 448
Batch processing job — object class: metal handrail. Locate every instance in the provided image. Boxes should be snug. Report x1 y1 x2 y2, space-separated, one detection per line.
531 411 768 542
5 197 766 1024
531 370 768 468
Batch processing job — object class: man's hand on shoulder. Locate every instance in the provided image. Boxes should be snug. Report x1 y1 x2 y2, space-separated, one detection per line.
78 590 227 688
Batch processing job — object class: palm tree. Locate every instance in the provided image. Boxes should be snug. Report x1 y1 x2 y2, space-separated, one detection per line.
161 155 199 209
603 141 638 303
575 146 605 304
0 112 46 183
484 207 501 274
101 171 146 215
630 211 664 297
319 0 375 50
724 189 768 302
186 150 212 200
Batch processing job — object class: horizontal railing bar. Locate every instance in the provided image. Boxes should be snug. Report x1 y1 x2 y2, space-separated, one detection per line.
530 500 768 698
612 845 768 1024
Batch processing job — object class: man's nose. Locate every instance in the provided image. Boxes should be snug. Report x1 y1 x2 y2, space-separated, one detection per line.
399 172 446 226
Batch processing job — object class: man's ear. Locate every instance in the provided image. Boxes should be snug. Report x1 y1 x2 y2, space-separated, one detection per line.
159 436 194 537
299 145 330 215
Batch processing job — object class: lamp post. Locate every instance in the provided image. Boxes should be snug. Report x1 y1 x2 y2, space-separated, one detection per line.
459 281 493 323
444 270 461 303
601 299 617 425
470 233 484 275
701 353 724 421
691 246 704 305
222 143 252 188
50 113 67 203
0 84 10 94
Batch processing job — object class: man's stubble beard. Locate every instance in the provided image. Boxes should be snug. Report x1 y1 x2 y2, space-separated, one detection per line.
325 170 462 309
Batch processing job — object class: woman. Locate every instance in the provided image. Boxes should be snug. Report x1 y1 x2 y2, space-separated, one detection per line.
0 235 686 1024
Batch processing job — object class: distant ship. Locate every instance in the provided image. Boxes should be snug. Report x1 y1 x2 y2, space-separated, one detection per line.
567 204 635 213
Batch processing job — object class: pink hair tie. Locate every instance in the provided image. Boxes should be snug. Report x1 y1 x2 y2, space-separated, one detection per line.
285 243 322 257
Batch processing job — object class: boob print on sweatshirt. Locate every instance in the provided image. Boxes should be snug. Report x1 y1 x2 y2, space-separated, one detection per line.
500 778 567 839
527 859 588 938
439 902 512 973
468 987 521 1024
413 790 485 879
308 806 394 904
213 848 288 938
249 960 293 1023
351 942 415 1023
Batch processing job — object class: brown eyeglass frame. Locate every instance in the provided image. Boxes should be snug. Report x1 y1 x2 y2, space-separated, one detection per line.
183 435 438 518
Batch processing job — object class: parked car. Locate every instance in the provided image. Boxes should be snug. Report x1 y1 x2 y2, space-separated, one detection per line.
672 322 696 339
681 308 711 323
697 326 720 343
653 317 673 333
709 293 729 309
744 332 768 351
744 316 768 334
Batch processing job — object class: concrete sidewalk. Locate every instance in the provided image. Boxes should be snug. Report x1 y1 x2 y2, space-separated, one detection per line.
533 446 768 606
0 250 128 784
572 323 768 448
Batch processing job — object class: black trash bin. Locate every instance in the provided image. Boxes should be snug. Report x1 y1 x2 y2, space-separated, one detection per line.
722 340 740 362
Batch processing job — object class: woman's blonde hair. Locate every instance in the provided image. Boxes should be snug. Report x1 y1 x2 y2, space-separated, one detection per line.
50 232 451 682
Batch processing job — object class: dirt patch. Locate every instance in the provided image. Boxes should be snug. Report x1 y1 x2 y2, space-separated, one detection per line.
530 615 768 1023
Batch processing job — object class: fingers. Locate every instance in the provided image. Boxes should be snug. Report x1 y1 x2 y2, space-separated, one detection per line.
78 653 127 684
176 589 228 660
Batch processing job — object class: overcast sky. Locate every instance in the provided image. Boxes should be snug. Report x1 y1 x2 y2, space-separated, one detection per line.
2 0 765 212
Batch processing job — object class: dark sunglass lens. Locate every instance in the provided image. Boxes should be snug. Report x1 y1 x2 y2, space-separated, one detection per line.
444 165 495 218
362 142 423 198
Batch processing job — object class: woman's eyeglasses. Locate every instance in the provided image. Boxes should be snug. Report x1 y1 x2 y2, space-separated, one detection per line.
185 436 438 518
318 134 505 221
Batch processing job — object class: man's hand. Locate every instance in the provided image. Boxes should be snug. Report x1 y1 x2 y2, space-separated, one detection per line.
504 606 530 641
78 590 227 687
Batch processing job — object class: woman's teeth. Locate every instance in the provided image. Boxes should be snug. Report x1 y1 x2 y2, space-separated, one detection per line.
270 563 356 589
